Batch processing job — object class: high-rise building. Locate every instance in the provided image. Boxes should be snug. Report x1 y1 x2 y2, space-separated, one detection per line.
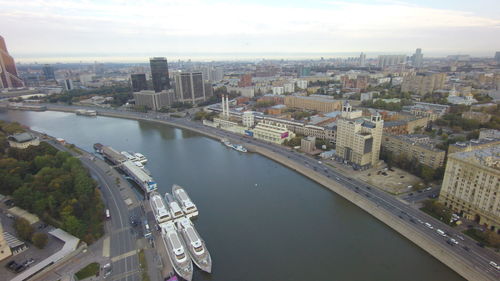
335 102 384 169
411 48 424 68
401 72 446 95
61 78 73 91
131 73 148 92
377 55 406 68
133 90 176 111
150 57 170 92
359 52 366 67
438 146 500 232
495 52 500 63
0 35 24 88
42 64 55 80
174 72 207 104
238 74 252 87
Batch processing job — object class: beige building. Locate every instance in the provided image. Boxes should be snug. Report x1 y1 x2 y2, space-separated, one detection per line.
284 95 342 113
382 134 446 169
8 132 40 149
301 136 316 153
261 117 336 141
401 73 446 95
252 120 295 144
0 219 12 261
448 138 500 154
133 90 175 111
438 146 500 232
335 102 384 169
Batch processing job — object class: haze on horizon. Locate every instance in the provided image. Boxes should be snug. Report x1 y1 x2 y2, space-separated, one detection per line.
1 0 500 63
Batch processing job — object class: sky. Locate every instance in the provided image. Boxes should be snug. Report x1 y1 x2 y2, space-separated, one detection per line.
1 0 500 63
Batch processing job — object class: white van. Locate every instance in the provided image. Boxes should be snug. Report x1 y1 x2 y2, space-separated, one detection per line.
436 229 446 236
105 209 111 219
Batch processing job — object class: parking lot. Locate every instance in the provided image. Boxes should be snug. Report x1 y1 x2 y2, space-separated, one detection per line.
0 202 64 280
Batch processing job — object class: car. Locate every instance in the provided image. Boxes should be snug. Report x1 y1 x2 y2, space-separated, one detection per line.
425 187 432 191
449 238 458 245
366 186 371 190
103 263 112 277
489 261 500 270
425 223 433 229
4 199 15 207
436 229 446 236
6 260 17 271
6 213 15 219
477 242 485 248
408 193 414 196
462 246 470 251
398 215 403 219
335 177 340 180
14 264 26 273
456 235 464 241
410 219 416 223
23 258 35 267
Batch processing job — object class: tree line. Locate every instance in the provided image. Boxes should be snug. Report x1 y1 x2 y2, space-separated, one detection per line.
0 121 104 244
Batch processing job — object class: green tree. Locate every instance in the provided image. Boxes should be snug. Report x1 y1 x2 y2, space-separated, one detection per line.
32 232 48 249
14 218 34 241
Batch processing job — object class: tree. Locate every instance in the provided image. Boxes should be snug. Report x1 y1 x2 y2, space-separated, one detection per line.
32 232 48 249
14 218 34 241
420 166 435 183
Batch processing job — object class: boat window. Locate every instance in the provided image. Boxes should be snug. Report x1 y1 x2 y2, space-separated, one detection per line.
176 252 185 260
194 245 203 253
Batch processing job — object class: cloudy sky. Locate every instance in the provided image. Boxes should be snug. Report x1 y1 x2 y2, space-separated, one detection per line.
1 0 499 62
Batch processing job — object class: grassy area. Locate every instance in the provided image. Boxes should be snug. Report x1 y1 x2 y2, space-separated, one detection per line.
138 249 150 281
463 228 500 249
75 262 100 280
420 200 453 226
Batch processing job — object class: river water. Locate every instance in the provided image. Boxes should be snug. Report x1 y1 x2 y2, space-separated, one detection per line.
0 110 464 281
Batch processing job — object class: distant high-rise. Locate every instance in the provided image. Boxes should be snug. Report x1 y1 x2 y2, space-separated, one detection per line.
150 57 170 92
377 55 406 68
42 64 55 80
495 51 500 63
359 52 366 67
174 72 207 104
131 73 148 92
0 35 24 88
411 48 424 68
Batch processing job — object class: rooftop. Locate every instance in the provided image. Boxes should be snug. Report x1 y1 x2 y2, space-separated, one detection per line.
8 132 36 143
452 146 500 171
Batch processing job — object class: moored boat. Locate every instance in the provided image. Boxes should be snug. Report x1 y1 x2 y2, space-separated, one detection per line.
177 217 212 273
149 191 172 224
172 184 198 218
161 222 193 281
165 193 185 220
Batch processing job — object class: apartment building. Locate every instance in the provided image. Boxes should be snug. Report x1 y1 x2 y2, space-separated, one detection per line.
382 134 446 169
335 102 384 169
438 146 500 232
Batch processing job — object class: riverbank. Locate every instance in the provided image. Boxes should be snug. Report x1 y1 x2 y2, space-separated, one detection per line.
46 106 491 281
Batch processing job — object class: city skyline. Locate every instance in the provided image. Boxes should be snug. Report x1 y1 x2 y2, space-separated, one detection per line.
1 0 500 63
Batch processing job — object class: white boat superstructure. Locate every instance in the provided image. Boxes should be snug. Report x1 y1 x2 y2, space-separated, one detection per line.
172 184 198 218
177 217 212 273
165 193 184 220
161 222 193 281
149 192 172 224
134 152 147 164
120 151 148 164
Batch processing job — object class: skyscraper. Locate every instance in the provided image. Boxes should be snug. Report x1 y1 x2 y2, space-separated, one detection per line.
0 35 24 88
174 72 207 104
359 52 366 67
495 51 500 63
42 64 55 80
131 73 148 92
411 48 424 68
150 57 170 92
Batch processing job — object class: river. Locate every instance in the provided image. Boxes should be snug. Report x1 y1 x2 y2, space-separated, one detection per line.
0 110 464 281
